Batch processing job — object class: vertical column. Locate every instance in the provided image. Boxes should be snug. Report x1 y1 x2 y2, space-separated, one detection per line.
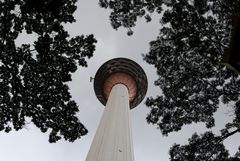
85 83 134 161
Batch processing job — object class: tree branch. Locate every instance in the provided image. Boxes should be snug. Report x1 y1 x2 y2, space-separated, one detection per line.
221 128 240 141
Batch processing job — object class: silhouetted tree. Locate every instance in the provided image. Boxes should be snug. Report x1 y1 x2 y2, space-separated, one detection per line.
99 0 240 159
0 0 97 143
170 131 240 161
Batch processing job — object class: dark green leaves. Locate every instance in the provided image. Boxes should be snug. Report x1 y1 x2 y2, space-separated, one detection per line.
98 0 165 34
0 0 97 142
100 0 240 159
143 0 240 135
169 132 230 161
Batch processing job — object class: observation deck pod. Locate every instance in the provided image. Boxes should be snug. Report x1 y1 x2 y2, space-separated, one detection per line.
94 57 148 109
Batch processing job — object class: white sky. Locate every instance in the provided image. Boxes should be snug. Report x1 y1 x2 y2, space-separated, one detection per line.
0 1 240 161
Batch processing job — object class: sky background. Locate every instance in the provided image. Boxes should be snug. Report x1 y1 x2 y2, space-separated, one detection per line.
0 1 240 161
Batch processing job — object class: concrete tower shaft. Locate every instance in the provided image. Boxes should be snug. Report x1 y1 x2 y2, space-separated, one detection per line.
85 58 147 161
85 84 134 161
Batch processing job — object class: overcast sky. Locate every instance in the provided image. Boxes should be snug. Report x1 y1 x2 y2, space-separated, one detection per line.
0 1 240 161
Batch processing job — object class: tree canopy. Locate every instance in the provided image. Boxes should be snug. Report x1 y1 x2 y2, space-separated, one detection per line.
0 0 96 143
99 0 240 160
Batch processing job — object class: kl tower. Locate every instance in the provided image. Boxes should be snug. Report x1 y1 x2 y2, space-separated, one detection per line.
85 58 147 161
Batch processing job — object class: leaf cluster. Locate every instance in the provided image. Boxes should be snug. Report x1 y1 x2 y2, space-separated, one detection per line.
99 0 240 159
0 0 97 142
170 132 240 161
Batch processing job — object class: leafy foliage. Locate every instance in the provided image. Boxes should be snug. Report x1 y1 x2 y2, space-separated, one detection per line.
0 0 97 142
170 132 240 161
99 0 164 33
99 0 240 159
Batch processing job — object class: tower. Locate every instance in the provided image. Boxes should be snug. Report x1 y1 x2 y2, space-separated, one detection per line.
85 58 147 161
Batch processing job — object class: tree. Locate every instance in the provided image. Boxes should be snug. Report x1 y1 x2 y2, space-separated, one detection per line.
0 0 97 143
99 0 240 159
169 131 240 161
